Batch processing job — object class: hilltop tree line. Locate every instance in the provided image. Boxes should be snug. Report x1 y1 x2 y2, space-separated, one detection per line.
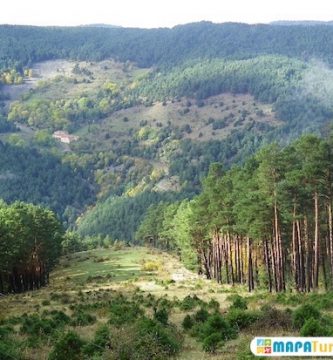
0 201 63 293
136 134 333 292
2 22 333 73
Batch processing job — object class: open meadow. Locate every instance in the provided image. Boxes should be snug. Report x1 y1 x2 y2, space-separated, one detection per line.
1 246 333 359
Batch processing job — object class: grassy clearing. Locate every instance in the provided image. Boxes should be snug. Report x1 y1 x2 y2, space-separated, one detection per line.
2 246 332 359
91 92 280 146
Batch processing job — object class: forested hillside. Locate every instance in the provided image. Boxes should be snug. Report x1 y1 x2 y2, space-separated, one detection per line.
136 134 333 292
2 22 333 71
1 22 333 242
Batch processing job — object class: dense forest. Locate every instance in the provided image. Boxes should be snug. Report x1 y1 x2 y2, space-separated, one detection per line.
136 134 333 292
2 22 333 71
0 201 63 293
2 21 333 267
0 141 96 224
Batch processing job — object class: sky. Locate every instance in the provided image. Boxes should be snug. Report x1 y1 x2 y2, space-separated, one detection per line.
1 0 333 28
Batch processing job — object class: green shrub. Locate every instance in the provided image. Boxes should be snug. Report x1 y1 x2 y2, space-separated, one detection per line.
49 310 71 326
48 331 85 360
20 315 55 337
256 305 292 330
275 292 303 306
236 338 259 360
109 301 143 326
194 308 209 323
182 315 194 330
109 323 180 360
229 295 248 310
71 311 96 326
293 304 321 329
227 309 260 330
199 314 237 341
300 318 332 336
0 326 14 338
208 298 220 310
202 332 224 353
154 308 169 325
307 293 333 310
0 340 21 360
136 317 183 356
180 295 203 310
83 324 111 356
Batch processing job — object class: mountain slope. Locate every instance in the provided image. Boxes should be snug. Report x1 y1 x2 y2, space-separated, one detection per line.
2 21 333 72
1 23 333 239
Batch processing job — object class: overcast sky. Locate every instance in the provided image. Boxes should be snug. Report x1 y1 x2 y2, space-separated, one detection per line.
1 0 332 28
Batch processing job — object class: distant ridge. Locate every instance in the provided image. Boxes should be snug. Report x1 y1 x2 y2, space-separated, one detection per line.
80 23 122 28
271 20 333 26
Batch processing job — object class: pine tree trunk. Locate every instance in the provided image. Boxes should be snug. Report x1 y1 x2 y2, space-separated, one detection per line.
296 220 305 291
247 237 254 292
0 272 3 294
292 215 298 289
264 238 272 292
202 250 211 279
328 202 333 288
313 191 320 288
227 232 234 285
223 235 230 284
304 217 312 291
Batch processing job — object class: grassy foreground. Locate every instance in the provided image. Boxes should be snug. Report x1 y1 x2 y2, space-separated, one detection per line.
1 246 333 359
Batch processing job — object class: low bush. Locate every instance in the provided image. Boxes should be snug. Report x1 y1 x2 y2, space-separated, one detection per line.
154 307 169 325
194 308 209 323
306 293 333 310
228 294 248 310
226 309 260 330
0 326 14 338
20 315 55 337
109 301 143 326
235 338 258 360
256 305 292 330
207 298 220 310
0 340 21 360
71 310 96 326
141 261 161 272
182 314 194 330
50 310 71 326
180 294 203 310
293 304 321 329
199 314 237 341
0 326 20 360
202 332 224 353
136 317 183 356
300 318 332 336
48 331 85 360
275 292 303 306
83 324 111 356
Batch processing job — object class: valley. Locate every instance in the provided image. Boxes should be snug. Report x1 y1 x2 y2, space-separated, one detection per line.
1 21 333 359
